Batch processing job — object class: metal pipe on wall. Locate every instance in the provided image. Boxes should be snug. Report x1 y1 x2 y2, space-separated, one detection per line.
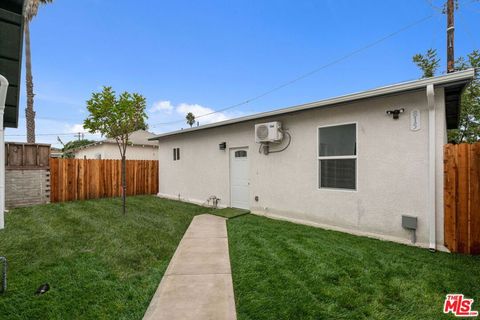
426 84 436 251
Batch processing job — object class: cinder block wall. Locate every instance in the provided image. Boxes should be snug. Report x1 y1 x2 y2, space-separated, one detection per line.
5 169 50 209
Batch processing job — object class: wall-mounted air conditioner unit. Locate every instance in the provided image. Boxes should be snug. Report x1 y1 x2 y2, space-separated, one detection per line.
255 121 283 143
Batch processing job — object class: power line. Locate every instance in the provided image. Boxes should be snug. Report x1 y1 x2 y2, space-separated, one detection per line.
5 132 98 137
429 12 443 49
462 0 480 12
425 0 445 13
457 9 479 47
150 13 435 128
8 13 438 136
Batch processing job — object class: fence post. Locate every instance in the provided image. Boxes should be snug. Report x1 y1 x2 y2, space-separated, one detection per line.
444 143 480 254
444 144 457 252
471 143 480 254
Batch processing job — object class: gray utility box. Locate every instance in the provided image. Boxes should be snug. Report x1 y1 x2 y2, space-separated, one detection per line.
402 215 417 230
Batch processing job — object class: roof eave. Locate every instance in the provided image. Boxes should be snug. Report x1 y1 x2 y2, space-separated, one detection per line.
71 140 159 153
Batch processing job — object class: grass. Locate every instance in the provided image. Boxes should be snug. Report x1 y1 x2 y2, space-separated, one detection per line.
2 197 479 319
228 215 480 320
211 207 250 219
0 196 210 319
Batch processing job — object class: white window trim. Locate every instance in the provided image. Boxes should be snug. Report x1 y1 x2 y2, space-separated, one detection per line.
317 122 358 192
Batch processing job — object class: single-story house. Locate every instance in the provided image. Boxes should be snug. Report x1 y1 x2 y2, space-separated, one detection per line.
73 129 158 160
150 69 476 251
50 147 63 158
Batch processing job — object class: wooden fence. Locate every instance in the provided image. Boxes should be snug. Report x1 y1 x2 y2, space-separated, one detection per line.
444 143 480 254
49 159 158 203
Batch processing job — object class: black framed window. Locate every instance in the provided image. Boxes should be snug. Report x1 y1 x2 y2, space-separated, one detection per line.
173 148 180 161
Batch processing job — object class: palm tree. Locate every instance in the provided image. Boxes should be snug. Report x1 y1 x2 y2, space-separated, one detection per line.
24 0 53 143
186 112 196 127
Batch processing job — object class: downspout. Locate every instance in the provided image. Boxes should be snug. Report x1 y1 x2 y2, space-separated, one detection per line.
426 84 436 251
0 74 8 230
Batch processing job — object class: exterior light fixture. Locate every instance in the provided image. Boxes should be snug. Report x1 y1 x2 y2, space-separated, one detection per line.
386 108 405 120
219 142 226 150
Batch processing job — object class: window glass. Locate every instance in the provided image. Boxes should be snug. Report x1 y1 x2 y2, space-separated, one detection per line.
319 124 356 157
319 159 356 189
173 148 180 161
235 150 247 158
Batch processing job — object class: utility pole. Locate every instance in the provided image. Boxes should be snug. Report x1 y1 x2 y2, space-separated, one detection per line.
74 132 83 141
446 0 455 73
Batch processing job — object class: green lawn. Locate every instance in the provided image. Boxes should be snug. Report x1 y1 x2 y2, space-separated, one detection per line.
211 207 250 219
0 196 209 319
2 198 479 319
228 215 480 320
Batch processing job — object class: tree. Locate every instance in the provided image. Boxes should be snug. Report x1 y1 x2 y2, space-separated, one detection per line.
412 49 479 143
24 0 53 143
57 137 95 158
186 112 196 127
448 50 480 143
83 87 148 214
412 49 440 78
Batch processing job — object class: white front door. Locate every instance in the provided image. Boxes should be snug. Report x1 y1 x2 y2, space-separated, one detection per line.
230 148 250 209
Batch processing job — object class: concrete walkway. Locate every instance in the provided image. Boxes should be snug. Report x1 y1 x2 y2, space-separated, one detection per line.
143 214 237 320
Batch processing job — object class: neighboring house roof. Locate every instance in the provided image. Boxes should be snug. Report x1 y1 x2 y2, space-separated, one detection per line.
72 130 158 153
50 147 63 158
103 129 159 146
0 0 26 128
150 69 476 140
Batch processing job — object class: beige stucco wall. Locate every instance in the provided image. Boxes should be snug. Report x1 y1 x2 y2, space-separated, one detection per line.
74 143 158 160
157 88 447 248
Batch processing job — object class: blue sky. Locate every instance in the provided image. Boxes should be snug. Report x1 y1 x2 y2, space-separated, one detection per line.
5 0 479 147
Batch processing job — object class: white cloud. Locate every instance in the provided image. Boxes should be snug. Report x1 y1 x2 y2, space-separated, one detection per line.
176 103 230 124
148 100 234 132
65 123 102 140
5 119 101 148
67 123 89 133
150 100 174 114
